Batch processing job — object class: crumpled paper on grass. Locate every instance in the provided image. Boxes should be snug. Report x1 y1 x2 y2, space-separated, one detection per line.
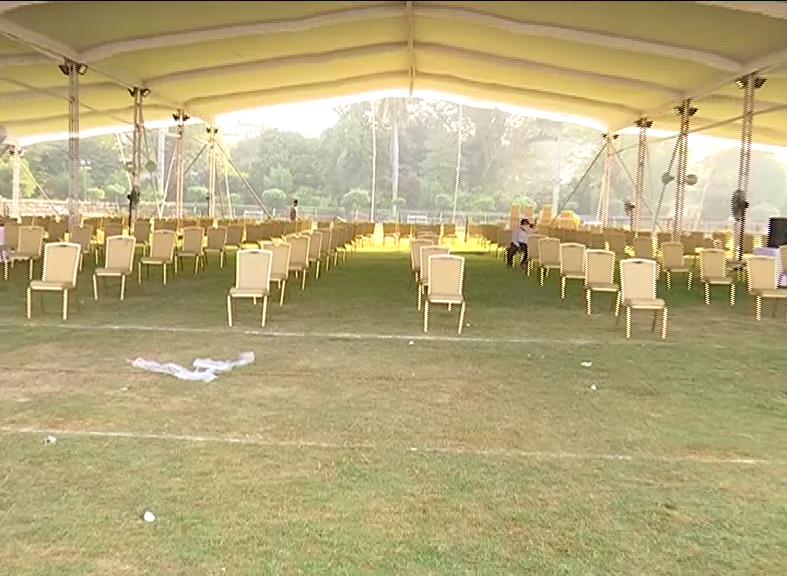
129 352 255 382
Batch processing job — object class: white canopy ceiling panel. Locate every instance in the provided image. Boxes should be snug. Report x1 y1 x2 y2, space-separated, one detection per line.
0 0 785 145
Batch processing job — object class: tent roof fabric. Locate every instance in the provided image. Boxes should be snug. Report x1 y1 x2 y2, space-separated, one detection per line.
1 0 787 143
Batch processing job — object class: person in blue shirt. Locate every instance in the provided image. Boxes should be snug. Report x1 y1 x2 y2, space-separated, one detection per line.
506 218 534 268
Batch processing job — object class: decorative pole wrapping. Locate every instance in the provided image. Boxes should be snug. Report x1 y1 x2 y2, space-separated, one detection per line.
206 126 218 219
733 74 765 262
10 146 21 219
370 99 377 222
451 102 463 224
128 87 147 234
60 60 85 233
633 117 652 235
673 100 697 239
173 110 189 220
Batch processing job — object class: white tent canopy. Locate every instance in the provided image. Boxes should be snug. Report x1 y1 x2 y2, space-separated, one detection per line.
0 1 786 144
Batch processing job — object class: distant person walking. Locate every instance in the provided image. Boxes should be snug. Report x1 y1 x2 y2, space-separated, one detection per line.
289 199 299 222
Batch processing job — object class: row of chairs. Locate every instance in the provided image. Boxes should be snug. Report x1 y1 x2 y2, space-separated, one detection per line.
530 241 787 338
19 224 362 324
408 238 467 333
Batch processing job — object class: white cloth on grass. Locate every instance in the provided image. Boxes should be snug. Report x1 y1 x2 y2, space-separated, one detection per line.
130 352 255 382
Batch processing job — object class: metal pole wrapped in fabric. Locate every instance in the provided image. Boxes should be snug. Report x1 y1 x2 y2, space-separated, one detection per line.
633 118 652 236
128 87 147 234
60 60 86 233
733 74 766 263
672 101 696 239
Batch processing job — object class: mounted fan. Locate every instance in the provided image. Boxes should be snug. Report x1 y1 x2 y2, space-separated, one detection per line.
731 189 749 221
624 199 635 215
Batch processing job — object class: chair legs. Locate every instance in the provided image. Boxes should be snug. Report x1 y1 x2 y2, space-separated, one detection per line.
279 280 287 306
585 289 592 315
423 301 430 333
92 274 99 300
25 286 32 319
120 275 127 301
226 295 233 327
458 301 466 334
261 296 268 327
62 289 69 321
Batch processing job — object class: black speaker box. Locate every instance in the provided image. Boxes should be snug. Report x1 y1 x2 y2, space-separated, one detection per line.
767 217 787 248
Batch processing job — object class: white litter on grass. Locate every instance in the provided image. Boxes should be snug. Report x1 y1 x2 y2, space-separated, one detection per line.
408 340 414 346
45 435 57 444
590 384 597 391
581 361 593 367
129 352 255 382
142 510 156 523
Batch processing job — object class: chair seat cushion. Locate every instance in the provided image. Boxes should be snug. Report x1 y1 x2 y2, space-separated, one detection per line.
665 267 690 273
427 293 464 304
229 287 269 298
702 276 732 285
178 251 202 257
751 288 787 298
270 272 287 282
562 273 585 280
141 258 170 265
95 267 130 276
624 297 665 309
30 280 71 291
586 282 619 292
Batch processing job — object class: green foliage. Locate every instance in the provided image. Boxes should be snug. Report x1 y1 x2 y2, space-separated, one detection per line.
13 98 787 226
342 188 370 210
261 188 287 209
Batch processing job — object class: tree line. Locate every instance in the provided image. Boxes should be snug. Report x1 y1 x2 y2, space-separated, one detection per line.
1 96 786 225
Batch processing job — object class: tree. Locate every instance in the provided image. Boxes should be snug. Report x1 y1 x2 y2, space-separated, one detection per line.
262 188 287 211
342 188 370 211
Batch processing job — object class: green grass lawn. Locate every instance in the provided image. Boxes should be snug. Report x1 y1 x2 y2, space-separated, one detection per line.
1 242 786 575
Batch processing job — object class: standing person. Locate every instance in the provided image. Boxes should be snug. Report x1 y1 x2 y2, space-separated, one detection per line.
506 218 533 269
289 199 299 222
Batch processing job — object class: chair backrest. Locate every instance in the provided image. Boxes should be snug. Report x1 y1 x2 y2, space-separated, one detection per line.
181 226 204 253
428 254 465 297
134 220 152 243
3 220 20 251
420 246 450 285
585 249 615 285
70 225 94 250
235 249 272 291
269 242 292 277
699 248 726 279
41 242 81 286
104 235 136 273
308 230 323 260
538 237 561 265
633 235 654 259
660 241 685 269
780 245 787 275
410 239 434 271
105 222 124 238
620 258 658 300
206 226 227 250
149 230 177 261
527 233 545 258
17 225 45 256
746 255 777 292
226 224 245 245
560 242 586 276
288 235 310 267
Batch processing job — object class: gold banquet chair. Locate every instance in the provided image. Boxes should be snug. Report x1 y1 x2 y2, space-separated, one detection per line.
746 255 787 321
4 224 45 280
138 229 177 285
227 249 273 327
584 249 619 316
699 248 735 306
423 254 466 334
559 242 586 299
617 258 668 339
26 242 81 321
93 235 135 301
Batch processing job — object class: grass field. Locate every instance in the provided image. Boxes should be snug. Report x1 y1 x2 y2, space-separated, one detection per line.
1 241 786 575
